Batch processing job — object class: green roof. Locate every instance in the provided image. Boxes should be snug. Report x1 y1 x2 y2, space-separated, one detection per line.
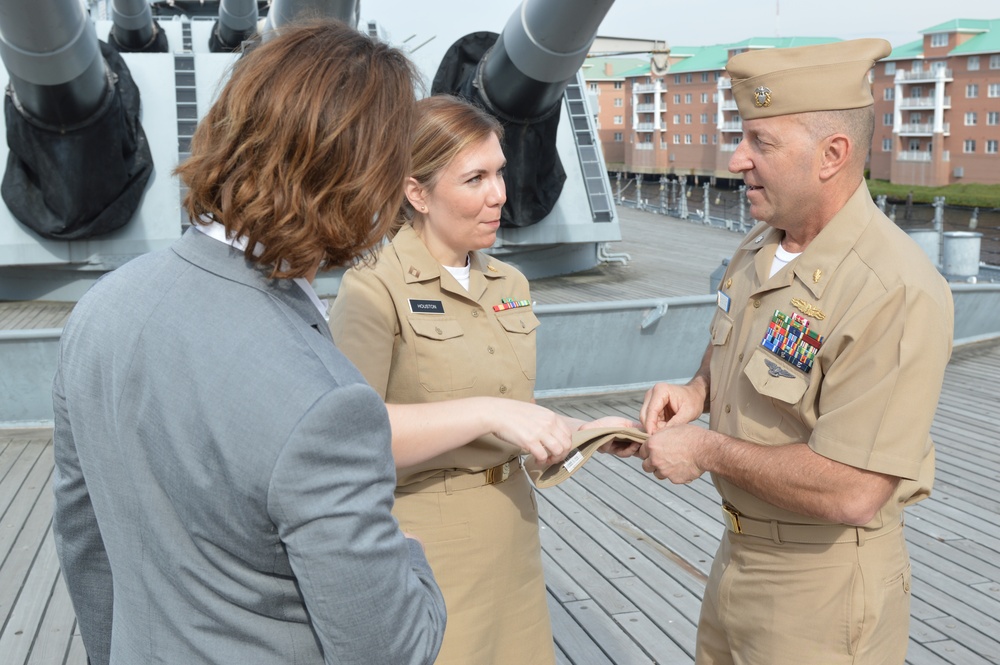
665 37 841 74
949 18 1000 55
921 18 993 35
580 57 649 80
885 38 925 61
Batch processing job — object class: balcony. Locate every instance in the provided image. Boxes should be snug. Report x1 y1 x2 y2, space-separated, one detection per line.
635 103 657 112
898 96 950 110
896 68 953 82
633 83 660 93
718 78 731 89
719 143 739 152
721 100 738 111
635 123 658 132
897 150 932 162
634 143 655 151
719 120 743 133
897 122 950 136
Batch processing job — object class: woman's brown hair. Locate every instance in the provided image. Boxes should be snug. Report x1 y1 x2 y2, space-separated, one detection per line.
175 20 419 278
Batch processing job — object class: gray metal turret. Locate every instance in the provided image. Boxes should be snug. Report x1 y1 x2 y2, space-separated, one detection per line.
109 0 165 52
211 0 259 51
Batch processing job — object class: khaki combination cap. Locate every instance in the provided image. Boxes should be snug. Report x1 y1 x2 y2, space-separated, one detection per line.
727 38 892 120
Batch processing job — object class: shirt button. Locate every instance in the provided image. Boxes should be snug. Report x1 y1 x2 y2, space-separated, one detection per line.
487 346 495 354
753 299 761 308
725 404 731 413
738 352 744 362
472 310 479 318
499 385 508 394
434 326 443 335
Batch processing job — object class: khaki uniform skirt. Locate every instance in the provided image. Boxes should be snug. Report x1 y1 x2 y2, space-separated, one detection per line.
394 463 555 665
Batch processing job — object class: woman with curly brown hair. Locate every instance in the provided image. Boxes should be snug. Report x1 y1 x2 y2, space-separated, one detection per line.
51 20 445 665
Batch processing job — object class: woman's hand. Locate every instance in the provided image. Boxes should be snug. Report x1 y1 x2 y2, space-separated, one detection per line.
488 401 575 465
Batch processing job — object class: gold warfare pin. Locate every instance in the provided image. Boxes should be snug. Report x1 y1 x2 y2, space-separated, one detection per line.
753 86 772 108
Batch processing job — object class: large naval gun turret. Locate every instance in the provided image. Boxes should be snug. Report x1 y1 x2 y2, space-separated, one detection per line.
0 0 625 300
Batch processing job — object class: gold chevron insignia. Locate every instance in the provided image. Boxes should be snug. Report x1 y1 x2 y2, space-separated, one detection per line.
791 298 826 320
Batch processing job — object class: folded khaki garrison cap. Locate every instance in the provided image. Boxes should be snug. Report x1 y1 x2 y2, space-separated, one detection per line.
526 427 648 489
727 38 892 120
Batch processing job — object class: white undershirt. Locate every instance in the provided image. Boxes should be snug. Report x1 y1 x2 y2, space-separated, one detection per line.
194 220 329 320
770 243 802 278
442 257 471 291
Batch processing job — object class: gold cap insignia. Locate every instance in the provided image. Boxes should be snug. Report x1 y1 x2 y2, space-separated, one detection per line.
487 264 498 273
791 297 826 320
813 269 822 283
753 86 772 108
725 278 733 289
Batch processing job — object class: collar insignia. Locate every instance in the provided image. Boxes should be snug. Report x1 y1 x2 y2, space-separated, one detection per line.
765 358 794 378
813 269 822 283
754 234 764 244
791 297 826 320
753 86 772 108
408 266 421 278
487 264 498 273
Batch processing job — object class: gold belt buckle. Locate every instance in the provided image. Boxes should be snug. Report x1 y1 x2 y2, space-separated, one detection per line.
722 503 743 534
485 461 511 484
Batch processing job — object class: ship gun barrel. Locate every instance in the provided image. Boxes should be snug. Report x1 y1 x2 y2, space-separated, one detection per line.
0 0 153 240
110 0 161 52
481 0 614 119
262 0 360 36
212 0 259 51
433 0 615 228
0 0 108 127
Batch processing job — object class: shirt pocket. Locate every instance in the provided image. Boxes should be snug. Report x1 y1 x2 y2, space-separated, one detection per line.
406 316 475 393
495 308 540 381
709 315 733 402
739 347 809 442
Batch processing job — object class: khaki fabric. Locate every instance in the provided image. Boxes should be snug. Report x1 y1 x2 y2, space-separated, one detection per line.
330 223 538 486
727 38 891 120
329 223 554 664
697 527 912 665
709 183 953 527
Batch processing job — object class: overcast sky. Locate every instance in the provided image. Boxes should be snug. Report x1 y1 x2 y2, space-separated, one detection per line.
360 0 999 82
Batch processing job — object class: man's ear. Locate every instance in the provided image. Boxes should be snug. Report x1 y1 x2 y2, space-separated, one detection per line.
819 133 851 180
404 177 427 211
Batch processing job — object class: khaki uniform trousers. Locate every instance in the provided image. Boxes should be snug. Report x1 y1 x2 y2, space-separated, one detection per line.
696 523 911 665
394 464 555 665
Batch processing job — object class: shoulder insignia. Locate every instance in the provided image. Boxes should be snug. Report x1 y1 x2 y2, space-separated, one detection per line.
765 358 794 378
790 297 826 320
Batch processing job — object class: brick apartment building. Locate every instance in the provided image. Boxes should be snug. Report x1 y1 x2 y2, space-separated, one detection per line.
585 18 1000 187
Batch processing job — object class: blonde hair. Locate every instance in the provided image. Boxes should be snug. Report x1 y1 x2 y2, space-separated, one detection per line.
397 95 503 231
175 20 419 278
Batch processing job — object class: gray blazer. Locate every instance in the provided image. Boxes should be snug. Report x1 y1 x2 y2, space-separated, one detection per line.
52 228 446 664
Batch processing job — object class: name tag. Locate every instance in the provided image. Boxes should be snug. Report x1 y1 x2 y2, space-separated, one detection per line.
408 299 444 314
716 290 731 313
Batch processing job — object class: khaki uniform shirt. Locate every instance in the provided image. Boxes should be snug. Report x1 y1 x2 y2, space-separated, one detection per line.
709 183 954 529
329 224 539 486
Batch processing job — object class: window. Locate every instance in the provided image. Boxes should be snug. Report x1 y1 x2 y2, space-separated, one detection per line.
882 138 892 152
613 81 623 89
885 62 896 75
967 84 979 98
614 97 623 107
673 94 681 104
712 93 718 103
910 87 923 98
613 132 623 142
989 83 1000 97
930 33 948 48
909 139 921 151
990 55 1000 69
965 112 977 126
883 113 893 126
988 112 1000 125
700 113 709 124
932 61 947 74
684 93 692 103
712 134 718 144
968 56 980 71
987 140 998 154
964 139 976 153
588 83 598 92
673 134 680 144
701 93 709 103
701 72 709 82
673 114 681 124
685 134 692 144
884 88 894 101
674 74 681 84
685 74 692 83
684 114 692 124
700 134 708 144
613 115 623 125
